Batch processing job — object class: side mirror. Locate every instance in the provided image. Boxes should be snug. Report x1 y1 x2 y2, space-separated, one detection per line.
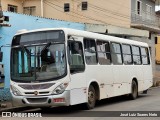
0 51 3 62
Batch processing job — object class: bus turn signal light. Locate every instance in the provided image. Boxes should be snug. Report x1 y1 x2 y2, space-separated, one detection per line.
53 98 65 103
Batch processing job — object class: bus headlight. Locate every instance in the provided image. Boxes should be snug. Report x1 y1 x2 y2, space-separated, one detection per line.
52 83 68 95
10 85 22 96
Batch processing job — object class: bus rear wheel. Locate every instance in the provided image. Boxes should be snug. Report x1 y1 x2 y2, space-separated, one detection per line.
85 85 96 109
129 80 138 100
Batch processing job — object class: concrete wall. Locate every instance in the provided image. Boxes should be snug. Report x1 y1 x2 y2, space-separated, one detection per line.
0 12 85 100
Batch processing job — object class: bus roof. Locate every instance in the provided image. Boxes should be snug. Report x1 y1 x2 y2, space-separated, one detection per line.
15 28 149 47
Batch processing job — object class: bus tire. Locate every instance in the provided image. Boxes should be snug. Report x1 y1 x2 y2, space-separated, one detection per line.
129 80 138 100
85 85 96 109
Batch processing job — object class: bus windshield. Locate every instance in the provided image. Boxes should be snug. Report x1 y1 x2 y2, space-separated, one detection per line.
11 43 66 82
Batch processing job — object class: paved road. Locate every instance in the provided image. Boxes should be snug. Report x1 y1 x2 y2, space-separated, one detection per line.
1 87 160 119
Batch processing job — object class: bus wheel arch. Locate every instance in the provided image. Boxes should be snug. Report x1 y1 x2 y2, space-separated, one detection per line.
85 81 100 109
129 78 138 100
90 82 100 100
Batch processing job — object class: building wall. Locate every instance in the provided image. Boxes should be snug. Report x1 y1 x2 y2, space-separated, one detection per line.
155 36 160 80
0 12 85 101
131 0 155 13
131 0 158 28
43 0 131 28
23 0 41 16
1 0 131 28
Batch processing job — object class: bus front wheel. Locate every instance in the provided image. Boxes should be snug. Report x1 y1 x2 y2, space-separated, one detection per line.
129 80 138 100
85 85 96 109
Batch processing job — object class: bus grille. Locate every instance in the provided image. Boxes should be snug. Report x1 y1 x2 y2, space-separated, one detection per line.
26 98 48 103
25 91 49 95
18 83 55 90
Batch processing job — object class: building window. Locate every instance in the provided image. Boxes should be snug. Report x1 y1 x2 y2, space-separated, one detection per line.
136 0 142 15
82 2 88 10
23 6 36 15
8 4 17 13
64 3 70 12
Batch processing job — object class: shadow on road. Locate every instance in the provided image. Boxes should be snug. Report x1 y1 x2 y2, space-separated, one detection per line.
95 94 148 108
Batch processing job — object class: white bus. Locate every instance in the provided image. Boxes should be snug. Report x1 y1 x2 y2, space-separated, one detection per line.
8 28 152 109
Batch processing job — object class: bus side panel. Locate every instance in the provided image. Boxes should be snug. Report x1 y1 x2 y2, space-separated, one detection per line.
85 65 114 100
135 66 144 92
112 66 132 96
95 65 114 99
69 72 87 105
112 65 144 96
142 65 153 90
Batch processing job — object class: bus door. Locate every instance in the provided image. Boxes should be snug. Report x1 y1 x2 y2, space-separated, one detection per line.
67 37 87 105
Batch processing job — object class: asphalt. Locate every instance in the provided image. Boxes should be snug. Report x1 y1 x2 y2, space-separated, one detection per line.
1 86 160 114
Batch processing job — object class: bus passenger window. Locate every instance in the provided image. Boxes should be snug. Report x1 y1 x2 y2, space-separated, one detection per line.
84 38 97 65
96 40 111 65
132 46 142 65
111 43 123 65
68 41 85 73
122 44 132 65
141 47 150 65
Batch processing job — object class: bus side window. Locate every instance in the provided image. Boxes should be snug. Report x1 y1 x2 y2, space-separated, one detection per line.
83 38 98 65
96 40 111 65
132 46 142 65
141 47 150 65
68 41 85 73
122 44 133 65
110 43 123 65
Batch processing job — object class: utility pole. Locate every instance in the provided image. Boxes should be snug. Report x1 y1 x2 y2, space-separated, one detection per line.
41 0 44 17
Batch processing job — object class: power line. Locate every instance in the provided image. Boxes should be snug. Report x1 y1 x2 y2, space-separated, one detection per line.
54 0 158 19
76 0 130 19
54 0 131 19
44 0 111 25
44 1 104 24
45 0 130 26
44 0 158 27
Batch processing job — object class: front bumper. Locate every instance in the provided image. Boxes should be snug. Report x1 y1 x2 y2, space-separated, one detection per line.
11 91 70 107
